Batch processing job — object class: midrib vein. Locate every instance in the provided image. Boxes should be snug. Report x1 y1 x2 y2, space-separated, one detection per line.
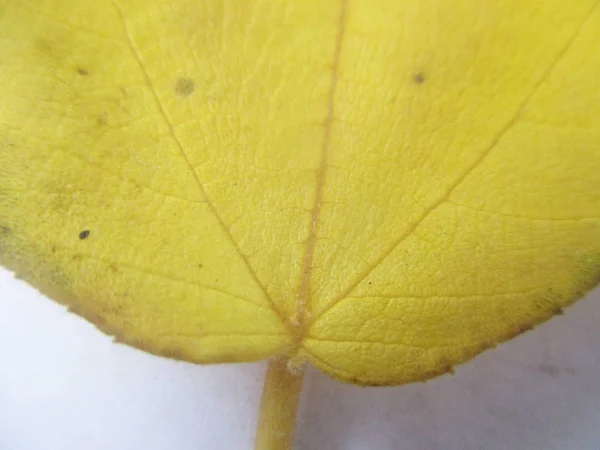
294 0 349 340
306 1 599 329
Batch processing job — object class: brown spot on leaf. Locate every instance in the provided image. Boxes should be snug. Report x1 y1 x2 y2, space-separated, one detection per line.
96 114 107 126
35 38 50 52
101 302 124 315
77 67 89 76
0 226 9 254
79 230 90 240
174 77 195 97
161 346 188 361
413 72 426 84
520 324 533 333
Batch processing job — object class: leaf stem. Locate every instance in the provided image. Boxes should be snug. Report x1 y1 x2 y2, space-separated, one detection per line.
254 358 305 450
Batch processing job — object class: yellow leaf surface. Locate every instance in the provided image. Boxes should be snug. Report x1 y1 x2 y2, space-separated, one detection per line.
1 0 599 386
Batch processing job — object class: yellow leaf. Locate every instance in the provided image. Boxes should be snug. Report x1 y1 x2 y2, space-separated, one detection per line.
1 0 599 386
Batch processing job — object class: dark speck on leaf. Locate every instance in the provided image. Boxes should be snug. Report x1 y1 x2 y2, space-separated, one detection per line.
413 72 426 84
79 230 90 240
175 77 195 97
77 67 89 76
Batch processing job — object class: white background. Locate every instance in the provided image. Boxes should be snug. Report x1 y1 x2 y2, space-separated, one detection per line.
1 266 599 450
